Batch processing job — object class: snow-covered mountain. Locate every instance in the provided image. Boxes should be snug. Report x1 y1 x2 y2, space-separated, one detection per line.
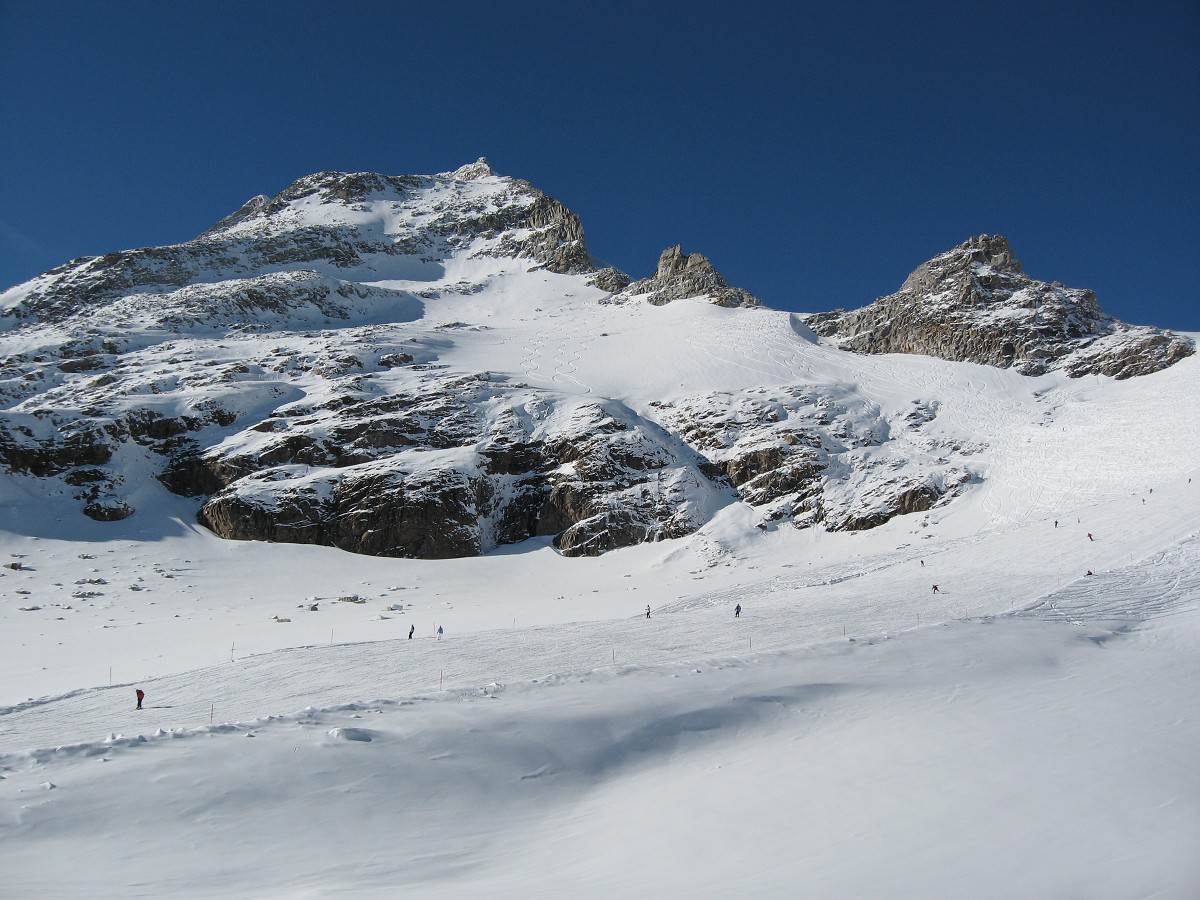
0 161 1193 561
2 160 1199 897
806 233 1193 378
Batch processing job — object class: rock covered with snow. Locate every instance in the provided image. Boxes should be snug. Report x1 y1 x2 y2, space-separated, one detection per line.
187 388 726 559
0 160 776 553
0 169 1188 557
805 235 1193 378
0 161 599 334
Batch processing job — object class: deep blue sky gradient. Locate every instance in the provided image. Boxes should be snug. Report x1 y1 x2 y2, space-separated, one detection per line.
2 1 1197 329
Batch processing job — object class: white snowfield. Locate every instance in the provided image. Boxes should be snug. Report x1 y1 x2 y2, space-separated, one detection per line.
1 282 1198 897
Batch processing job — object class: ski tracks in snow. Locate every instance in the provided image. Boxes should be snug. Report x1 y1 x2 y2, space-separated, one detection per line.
1019 535 1200 627
519 310 593 395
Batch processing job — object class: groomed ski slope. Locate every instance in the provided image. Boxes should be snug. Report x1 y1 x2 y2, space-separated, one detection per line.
1 297 1198 896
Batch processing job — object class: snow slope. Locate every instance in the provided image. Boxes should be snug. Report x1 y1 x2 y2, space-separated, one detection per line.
1 174 1198 896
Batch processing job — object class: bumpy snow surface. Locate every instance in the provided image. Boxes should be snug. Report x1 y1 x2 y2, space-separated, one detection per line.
2 277 1199 894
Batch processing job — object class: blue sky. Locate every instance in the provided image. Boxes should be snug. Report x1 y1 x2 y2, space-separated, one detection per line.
2 1 1197 330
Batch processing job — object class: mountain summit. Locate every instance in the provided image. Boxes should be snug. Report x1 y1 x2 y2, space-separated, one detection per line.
0 165 1193 556
805 234 1192 378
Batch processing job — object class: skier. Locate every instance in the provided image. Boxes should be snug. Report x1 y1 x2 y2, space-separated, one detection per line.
1054 520 1058 528
932 584 940 593
436 625 443 641
135 688 144 710
1087 533 1094 541
645 605 651 619
1086 570 1094 576
735 603 741 618
408 624 414 640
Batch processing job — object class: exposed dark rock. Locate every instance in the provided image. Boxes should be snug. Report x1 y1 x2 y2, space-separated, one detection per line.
379 352 414 367
198 466 483 559
0 423 114 477
588 267 632 293
189 393 725 559
495 195 594 275
833 480 943 532
554 508 653 556
158 451 229 497
64 467 109 486
83 500 134 522
58 354 110 373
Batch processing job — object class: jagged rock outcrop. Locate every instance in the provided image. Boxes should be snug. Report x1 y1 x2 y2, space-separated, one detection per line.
806 235 1193 378
615 245 760 307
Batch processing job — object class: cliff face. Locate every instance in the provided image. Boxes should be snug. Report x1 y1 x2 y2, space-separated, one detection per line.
805 235 1193 379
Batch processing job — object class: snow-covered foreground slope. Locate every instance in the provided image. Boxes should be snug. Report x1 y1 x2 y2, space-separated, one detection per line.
2 330 1198 895
1 559 1197 898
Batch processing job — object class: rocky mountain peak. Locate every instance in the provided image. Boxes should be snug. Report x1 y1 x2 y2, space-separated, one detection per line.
960 233 1020 271
806 236 1193 379
0 160 612 329
900 233 1020 293
656 244 712 279
448 157 496 180
615 244 760 308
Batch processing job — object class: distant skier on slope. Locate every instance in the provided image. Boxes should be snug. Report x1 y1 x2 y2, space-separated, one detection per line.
437 625 443 641
408 624 414 639
932 584 940 593
735 603 741 618
1087 533 1094 541
135 688 144 710
645 605 651 619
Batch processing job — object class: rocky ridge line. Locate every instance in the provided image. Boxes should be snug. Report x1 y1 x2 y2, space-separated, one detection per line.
805 234 1193 378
